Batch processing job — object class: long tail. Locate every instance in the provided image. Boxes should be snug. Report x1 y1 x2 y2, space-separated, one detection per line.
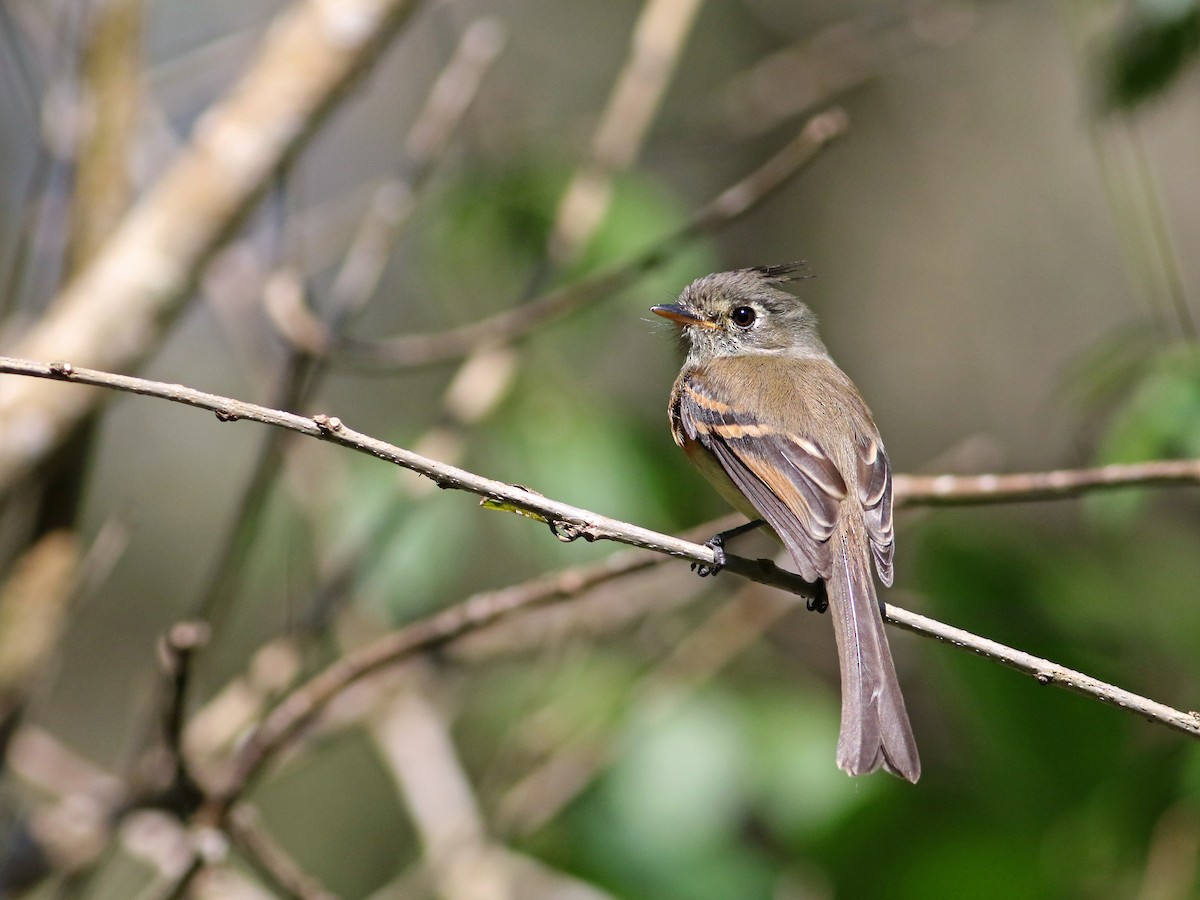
826 527 920 783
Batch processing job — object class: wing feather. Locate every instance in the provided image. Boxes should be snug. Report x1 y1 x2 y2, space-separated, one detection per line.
677 373 847 582
856 437 894 586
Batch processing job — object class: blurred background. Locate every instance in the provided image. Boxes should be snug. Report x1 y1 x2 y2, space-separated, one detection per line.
1 0 1199 896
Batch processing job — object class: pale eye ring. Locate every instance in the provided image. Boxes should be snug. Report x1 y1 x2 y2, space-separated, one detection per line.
731 306 756 329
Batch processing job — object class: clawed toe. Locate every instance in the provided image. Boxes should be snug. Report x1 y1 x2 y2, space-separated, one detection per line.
806 582 829 614
691 537 727 577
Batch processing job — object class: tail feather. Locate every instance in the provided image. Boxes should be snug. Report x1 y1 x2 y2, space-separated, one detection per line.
826 529 920 783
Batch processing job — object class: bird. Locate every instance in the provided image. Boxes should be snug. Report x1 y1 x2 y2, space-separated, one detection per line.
651 263 919 782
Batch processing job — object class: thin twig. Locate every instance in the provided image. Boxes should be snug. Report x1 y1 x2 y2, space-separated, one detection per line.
0 531 80 720
886 605 1200 735
544 0 704 266
155 622 211 794
0 358 1196 817
217 545 685 807
893 460 1200 506
0 357 744 566
719 7 976 137
204 17 506 628
226 806 338 900
0 0 426 495
266 16 507 353
64 0 142 272
329 108 850 370
373 678 513 900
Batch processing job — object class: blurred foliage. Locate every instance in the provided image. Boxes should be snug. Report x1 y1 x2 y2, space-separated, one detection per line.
1087 341 1200 523
3 0 1200 898
1101 0 1200 109
419 161 714 318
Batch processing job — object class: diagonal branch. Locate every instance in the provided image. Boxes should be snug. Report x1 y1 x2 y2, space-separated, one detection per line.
0 356 746 566
328 108 850 370
544 0 704 267
0 0 426 495
887 605 1200 735
0 356 1195 824
226 806 338 900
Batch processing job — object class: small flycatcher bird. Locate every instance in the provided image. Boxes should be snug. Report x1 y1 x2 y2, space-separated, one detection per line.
652 264 919 783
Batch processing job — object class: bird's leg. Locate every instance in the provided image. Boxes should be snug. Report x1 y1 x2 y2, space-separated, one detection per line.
692 519 766 577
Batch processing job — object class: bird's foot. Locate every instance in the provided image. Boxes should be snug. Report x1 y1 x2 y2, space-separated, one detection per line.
806 582 829 614
690 519 765 577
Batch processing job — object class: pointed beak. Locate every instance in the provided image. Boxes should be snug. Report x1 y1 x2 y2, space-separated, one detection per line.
650 303 716 329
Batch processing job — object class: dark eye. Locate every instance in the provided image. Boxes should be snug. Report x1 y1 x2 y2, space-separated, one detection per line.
730 306 756 329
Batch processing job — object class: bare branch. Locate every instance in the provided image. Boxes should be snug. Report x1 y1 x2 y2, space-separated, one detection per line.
0 0 426 494
64 0 142 272
0 358 1195 827
153 621 212 799
226 806 337 900
719 7 976 137
0 357 740 567
546 0 704 265
374 677 514 900
885 604 1200 736
329 108 851 370
894 460 1200 506
0 531 79 722
215 546 682 806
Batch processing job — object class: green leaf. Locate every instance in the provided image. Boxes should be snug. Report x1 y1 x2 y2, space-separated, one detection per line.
1101 0 1200 110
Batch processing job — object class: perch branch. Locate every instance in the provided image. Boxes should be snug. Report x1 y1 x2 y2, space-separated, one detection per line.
0 358 1195 821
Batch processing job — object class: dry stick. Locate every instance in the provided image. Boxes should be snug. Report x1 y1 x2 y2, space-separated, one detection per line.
719 5 974 138
213 517 738 802
0 359 1196 805
226 806 338 900
265 17 508 353
154 621 212 797
887 607 1200 736
544 0 705 266
375 679 515 900
331 108 851 370
893 461 1200 506
64 0 142 272
0 358 799 571
0 0 425 495
195 17 504 626
220 543 685 800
